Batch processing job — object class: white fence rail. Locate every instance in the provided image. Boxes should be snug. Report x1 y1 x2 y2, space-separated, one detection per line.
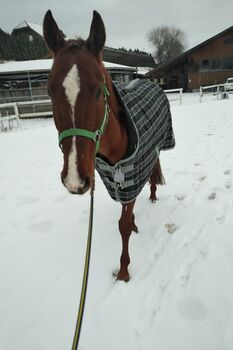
164 88 183 105
0 99 52 131
199 84 226 102
0 87 183 130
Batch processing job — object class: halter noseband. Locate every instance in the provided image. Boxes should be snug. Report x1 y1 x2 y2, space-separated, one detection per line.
58 84 110 153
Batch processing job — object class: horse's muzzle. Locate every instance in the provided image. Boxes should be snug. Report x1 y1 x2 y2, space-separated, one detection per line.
61 175 91 195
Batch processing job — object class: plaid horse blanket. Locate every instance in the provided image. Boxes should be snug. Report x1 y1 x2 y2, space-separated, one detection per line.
95 79 175 204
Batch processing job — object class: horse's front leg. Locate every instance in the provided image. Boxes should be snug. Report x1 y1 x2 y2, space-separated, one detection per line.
117 199 137 282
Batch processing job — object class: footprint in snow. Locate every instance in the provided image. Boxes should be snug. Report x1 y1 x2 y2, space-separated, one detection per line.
198 176 206 182
28 220 54 233
208 192 216 200
225 181 232 190
214 215 225 224
164 222 179 234
177 297 206 321
224 170 231 175
175 194 186 201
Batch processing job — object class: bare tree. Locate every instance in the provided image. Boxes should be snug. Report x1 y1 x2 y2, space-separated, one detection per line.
148 25 187 64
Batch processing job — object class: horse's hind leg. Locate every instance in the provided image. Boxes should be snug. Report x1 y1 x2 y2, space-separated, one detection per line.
117 200 137 282
149 158 165 202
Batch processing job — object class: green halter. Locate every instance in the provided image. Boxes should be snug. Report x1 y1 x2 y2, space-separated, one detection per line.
58 84 110 153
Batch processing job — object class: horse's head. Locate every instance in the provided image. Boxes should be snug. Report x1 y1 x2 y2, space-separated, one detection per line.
43 10 107 194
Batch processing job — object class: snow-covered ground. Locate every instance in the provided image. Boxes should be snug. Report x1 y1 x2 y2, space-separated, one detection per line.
0 93 233 350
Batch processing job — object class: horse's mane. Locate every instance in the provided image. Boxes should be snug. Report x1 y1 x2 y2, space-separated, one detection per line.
99 61 121 117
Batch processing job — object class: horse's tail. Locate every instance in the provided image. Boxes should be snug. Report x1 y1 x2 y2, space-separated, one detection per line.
150 158 165 185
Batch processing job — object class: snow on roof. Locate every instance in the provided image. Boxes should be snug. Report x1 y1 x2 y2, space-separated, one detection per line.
0 59 53 74
26 22 43 36
13 21 43 36
0 59 136 74
137 67 153 75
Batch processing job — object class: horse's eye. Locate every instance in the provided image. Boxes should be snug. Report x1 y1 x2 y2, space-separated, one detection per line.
95 88 102 100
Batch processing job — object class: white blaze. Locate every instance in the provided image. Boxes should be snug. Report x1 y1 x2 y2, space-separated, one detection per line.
64 137 84 192
62 65 83 192
63 64 80 122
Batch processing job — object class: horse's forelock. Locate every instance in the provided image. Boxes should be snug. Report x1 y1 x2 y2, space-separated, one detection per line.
55 38 86 57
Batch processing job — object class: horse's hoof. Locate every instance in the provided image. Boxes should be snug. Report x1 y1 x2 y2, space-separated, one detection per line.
133 224 139 233
149 197 157 203
116 270 130 282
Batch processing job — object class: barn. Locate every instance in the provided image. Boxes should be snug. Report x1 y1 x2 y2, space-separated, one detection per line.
147 26 233 91
0 59 144 120
0 20 154 120
0 59 145 104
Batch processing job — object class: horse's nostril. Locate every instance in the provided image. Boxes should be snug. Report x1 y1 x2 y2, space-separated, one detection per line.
76 176 92 194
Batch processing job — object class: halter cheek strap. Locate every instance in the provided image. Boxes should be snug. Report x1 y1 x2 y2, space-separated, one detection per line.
58 84 110 154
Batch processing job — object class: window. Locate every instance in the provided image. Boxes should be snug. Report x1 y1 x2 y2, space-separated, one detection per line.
202 60 209 68
210 59 221 70
224 36 233 44
222 58 233 70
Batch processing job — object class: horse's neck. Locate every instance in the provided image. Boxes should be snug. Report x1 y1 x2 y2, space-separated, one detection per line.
99 75 128 165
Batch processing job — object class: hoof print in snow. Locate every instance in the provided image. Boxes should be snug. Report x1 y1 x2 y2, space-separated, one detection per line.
214 215 225 224
164 222 178 234
224 169 231 175
225 181 232 189
208 192 216 200
175 194 186 201
198 176 206 182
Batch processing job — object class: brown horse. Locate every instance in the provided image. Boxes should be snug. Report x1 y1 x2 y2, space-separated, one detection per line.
43 10 174 282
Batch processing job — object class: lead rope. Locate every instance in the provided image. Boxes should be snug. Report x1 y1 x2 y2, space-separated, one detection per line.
71 179 95 350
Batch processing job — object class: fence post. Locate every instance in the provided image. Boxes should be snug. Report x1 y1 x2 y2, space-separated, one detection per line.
179 89 183 105
199 87 202 103
13 103 19 118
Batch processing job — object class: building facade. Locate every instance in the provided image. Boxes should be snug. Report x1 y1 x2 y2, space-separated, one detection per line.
147 26 233 91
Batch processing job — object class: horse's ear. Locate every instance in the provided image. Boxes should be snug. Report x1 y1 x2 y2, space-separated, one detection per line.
86 11 106 56
43 10 65 54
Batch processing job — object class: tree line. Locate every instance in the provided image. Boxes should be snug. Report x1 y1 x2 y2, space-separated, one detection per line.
0 24 187 65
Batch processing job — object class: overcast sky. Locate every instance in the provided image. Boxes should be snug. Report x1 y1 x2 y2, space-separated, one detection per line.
1 0 233 54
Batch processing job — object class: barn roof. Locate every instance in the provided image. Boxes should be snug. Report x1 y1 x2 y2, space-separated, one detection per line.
0 59 136 75
13 21 43 36
103 47 155 68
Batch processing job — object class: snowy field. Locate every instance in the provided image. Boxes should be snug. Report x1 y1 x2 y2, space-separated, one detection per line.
0 92 233 350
